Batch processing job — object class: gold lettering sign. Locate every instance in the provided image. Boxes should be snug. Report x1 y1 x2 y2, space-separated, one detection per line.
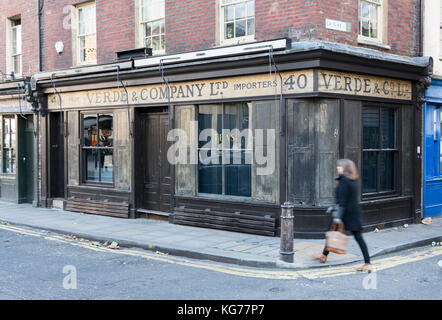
47 69 412 109
48 70 314 109
317 69 412 100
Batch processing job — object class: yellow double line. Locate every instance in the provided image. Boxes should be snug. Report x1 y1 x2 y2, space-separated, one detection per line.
1 223 441 280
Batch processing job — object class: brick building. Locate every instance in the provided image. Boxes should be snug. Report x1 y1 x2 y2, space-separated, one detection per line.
0 0 433 237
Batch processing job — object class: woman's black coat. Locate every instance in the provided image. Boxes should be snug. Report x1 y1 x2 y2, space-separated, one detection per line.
336 175 362 231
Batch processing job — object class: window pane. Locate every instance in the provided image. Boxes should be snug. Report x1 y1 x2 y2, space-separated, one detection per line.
98 114 113 147
362 151 377 193
144 22 152 37
151 36 161 51
225 5 235 22
247 18 255 36
361 1 370 19
198 150 222 195
363 107 379 149
235 19 246 37
84 115 97 146
235 2 246 19
225 151 251 196
100 149 113 183
361 19 370 37
85 149 100 181
152 20 160 35
379 152 394 191
380 108 395 148
225 22 234 39
247 0 255 17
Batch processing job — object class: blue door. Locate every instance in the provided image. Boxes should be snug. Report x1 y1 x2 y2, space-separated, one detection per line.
423 103 442 217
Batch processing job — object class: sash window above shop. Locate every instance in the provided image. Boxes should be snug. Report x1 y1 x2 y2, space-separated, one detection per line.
76 2 96 65
220 0 255 44
2 117 16 174
139 0 165 53
6 16 21 77
362 106 397 195
81 113 114 184
358 0 386 45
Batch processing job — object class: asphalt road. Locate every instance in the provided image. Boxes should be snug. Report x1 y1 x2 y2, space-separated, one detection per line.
0 223 440 300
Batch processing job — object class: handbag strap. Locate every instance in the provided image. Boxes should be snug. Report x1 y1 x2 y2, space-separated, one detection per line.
330 222 345 232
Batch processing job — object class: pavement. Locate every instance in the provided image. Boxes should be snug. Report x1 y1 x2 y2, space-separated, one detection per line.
0 200 440 269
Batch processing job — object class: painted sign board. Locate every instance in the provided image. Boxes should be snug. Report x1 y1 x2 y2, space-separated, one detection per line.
48 69 412 109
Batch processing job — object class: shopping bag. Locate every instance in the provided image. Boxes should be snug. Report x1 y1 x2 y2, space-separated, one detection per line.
325 222 348 254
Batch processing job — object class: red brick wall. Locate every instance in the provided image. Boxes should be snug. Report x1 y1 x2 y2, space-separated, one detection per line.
165 0 216 53
0 0 421 75
0 0 39 77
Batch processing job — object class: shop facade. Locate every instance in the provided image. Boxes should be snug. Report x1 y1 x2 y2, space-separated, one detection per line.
33 40 431 238
0 80 36 204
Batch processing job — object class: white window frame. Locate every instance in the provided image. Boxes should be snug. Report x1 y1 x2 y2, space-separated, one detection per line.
138 0 165 55
6 17 22 78
219 0 255 46
75 1 97 66
358 0 384 44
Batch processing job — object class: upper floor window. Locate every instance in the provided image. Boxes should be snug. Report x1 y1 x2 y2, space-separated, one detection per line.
358 0 383 43
220 0 255 44
76 2 96 65
139 0 165 53
6 17 21 77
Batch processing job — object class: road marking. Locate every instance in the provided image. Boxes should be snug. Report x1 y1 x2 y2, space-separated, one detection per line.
1 223 441 280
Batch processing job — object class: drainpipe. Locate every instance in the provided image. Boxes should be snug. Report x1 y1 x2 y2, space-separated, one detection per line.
33 0 42 207
419 0 423 57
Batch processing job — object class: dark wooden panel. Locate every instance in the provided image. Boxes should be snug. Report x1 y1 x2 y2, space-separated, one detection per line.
65 197 129 218
173 206 276 236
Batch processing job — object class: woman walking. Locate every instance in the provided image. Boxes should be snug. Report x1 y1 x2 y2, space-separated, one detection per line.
313 159 373 273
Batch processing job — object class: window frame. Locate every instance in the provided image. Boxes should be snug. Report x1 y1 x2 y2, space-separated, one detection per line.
196 103 252 199
219 0 255 46
138 0 166 54
358 0 384 44
6 16 22 77
361 104 400 199
75 1 97 66
80 112 115 186
2 116 17 174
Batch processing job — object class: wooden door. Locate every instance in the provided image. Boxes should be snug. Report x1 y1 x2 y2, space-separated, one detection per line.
142 113 171 212
49 112 65 198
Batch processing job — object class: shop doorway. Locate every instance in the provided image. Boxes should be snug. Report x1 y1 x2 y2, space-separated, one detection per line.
139 112 172 214
18 115 34 203
49 112 65 199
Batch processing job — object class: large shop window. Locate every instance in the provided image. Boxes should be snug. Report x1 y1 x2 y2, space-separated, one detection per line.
2 117 16 174
82 113 114 184
198 103 251 197
431 106 442 176
362 106 397 195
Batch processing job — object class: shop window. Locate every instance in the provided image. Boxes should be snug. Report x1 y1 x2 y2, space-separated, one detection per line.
82 113 113 184
139 0 165 53
197 103 251 197
362 106 397 195
219 0 255 44
76 2 96 65
2 117 16 174
358 0 384 43
6 16 21 77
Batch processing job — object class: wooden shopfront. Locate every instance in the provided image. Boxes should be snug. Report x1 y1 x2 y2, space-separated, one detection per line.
35 42 431 238
0 80 36 204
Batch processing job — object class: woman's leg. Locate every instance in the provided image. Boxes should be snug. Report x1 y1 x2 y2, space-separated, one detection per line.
352 231 370 264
